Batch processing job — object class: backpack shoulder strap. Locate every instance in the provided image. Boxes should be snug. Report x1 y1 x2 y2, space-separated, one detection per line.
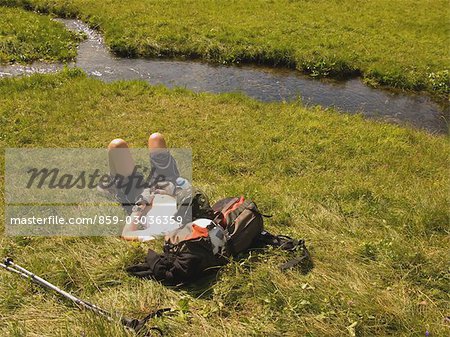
279 239 313 273
254 230 314 274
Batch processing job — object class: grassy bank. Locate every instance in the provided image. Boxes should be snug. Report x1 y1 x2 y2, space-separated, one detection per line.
0 69 449 336
1 0 449 96
0 6 80 64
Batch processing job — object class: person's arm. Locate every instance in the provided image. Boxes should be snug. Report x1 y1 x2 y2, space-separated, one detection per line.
121 194 154 241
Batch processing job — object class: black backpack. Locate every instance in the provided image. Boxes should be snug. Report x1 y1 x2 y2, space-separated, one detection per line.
126 219 228 285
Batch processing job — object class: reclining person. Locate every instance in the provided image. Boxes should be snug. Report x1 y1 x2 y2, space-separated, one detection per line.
98 132 189 240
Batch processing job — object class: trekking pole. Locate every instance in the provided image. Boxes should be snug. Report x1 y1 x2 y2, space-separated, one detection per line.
1 258 168 336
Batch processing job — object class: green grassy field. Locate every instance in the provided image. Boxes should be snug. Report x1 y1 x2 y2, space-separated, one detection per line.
0 6 80 63
1 0 449 96
0 69 449 336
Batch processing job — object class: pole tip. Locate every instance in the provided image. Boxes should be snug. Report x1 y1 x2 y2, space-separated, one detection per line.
4 257 13 266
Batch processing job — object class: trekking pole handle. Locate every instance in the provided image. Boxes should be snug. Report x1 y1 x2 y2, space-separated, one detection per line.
1 258 166 336
1 262 30 279
3 258 104 314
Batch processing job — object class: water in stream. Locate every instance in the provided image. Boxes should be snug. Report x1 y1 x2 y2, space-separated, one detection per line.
0 19 447 134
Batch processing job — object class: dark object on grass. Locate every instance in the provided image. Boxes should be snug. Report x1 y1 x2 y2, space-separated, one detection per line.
252 230 314 274
127 220 229 286
174 187 215 224
127 196 313 285
211 196 267 255
0 258 169 337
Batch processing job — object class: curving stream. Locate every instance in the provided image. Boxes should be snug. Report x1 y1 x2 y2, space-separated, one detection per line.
0 19 448 134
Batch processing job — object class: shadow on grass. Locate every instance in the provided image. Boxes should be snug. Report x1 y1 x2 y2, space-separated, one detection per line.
169 245 314 300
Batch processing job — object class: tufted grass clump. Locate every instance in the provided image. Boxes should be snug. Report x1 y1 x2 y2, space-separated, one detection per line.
0 6 82 64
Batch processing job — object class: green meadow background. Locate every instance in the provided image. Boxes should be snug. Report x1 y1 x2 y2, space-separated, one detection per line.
0 2 449 336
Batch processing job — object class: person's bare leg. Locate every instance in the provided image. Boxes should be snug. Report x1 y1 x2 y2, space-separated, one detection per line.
148 132 183 191
105 139 143 240
122 135 166 241
108 138 135 177
147 132 177 192
148 132 167 151
98 138 136 195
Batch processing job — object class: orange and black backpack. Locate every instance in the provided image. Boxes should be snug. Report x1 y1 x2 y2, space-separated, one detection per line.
212 196 313 272
212 196 266 255
127 196 313 285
